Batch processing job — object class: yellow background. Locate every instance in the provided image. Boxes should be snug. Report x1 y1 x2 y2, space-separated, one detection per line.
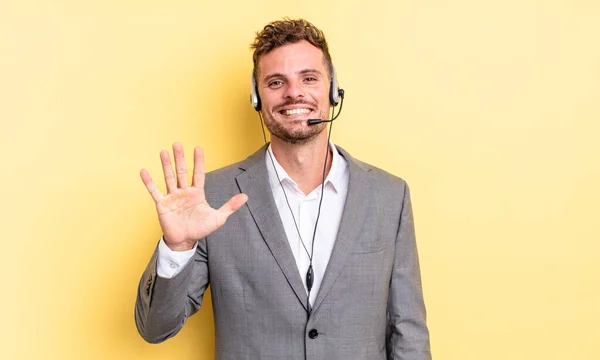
2 0 599 359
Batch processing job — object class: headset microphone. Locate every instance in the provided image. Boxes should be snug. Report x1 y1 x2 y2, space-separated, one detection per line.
307 89 345 126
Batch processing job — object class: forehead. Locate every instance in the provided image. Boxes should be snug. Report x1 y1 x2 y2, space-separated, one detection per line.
257 40 326 80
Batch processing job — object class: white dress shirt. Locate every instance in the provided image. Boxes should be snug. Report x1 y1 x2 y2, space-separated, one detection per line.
157 142 349 306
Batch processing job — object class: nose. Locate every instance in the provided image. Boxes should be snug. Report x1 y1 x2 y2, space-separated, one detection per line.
283 79 305 100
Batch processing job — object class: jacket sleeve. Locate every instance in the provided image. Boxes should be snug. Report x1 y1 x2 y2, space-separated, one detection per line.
386 182 432 359
134 237 210 344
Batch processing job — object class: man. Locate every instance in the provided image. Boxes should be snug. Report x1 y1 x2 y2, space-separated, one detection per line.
135 18 431 360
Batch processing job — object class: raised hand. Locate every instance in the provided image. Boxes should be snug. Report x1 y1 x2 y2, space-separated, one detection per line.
140 143 248 251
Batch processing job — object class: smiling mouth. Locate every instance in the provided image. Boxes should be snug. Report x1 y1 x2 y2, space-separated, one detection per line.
279 108 312 116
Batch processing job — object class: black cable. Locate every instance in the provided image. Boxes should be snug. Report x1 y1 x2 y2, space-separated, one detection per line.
257 96 342 316
305 105 335 314
259 113 312 261
308 96 342 261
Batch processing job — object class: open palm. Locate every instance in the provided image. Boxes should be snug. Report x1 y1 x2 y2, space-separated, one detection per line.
140 143 248 251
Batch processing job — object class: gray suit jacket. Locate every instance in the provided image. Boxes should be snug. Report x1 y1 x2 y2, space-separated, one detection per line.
135 145 431 360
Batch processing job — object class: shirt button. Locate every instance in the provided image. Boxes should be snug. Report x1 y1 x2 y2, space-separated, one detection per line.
169 262 178 269
308 329 318 339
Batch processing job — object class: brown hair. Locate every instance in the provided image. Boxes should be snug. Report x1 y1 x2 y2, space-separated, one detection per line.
251 18 333 82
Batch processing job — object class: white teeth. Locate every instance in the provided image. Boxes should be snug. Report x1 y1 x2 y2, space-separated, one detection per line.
283 108 311 115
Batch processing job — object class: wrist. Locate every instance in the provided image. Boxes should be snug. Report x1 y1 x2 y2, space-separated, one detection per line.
163 238 195 252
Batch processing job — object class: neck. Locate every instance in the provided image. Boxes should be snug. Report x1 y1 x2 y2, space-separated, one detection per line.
270 133 333 195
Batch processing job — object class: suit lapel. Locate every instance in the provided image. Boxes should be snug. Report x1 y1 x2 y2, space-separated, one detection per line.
235 146 309 312
311 147 372 313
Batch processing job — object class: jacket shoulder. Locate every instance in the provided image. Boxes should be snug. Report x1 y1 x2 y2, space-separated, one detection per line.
341 148 408 191
205 161 245 182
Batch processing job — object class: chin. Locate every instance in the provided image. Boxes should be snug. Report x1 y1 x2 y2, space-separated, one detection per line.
278 127 327 145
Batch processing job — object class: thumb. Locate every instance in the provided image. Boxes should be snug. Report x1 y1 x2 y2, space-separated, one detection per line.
216 193 248 226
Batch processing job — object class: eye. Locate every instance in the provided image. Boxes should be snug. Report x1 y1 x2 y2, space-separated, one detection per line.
304 77 318 82
268 80 283 88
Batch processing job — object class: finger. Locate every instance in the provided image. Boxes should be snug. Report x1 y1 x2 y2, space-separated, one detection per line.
192 147 205 189
160 150 177 193
172 142 188 189
216 193 248 226
140 169 164 203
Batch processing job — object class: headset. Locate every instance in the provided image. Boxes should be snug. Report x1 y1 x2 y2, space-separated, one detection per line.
251 65 341 111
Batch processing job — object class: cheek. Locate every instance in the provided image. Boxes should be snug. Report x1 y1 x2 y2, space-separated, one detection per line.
260 91 280 110
315 88 331 104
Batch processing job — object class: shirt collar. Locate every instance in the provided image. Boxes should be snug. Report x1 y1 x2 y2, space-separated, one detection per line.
265 141 346 194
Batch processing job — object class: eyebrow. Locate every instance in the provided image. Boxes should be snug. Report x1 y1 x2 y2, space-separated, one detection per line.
262 68 324 83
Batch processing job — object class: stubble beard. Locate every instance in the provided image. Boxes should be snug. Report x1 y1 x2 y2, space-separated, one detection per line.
263 108 330 146
265 118 322 145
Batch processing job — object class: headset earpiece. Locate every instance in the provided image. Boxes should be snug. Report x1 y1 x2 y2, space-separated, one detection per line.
251 73 261 111
329 66 340 107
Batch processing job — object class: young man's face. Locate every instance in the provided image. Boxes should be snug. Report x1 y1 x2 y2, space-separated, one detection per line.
256 40 332 145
